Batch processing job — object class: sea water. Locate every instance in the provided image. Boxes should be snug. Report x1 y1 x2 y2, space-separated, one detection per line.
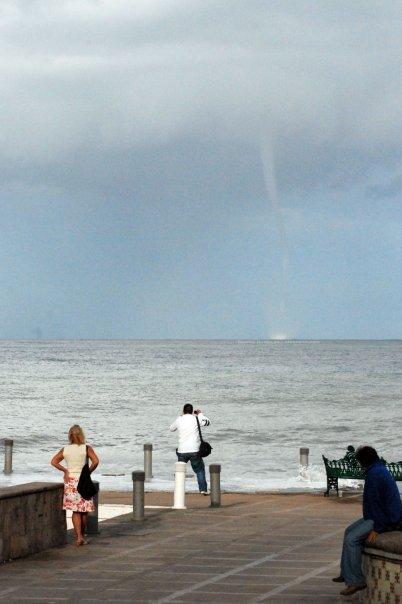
0 340 401 492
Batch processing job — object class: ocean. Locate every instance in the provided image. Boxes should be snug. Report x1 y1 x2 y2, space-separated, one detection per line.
0 339 401 492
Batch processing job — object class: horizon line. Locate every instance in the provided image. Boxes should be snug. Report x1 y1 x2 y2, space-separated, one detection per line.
0 338 401 343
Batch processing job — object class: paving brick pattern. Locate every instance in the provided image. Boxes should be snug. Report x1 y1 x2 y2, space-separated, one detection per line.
0 492 364 603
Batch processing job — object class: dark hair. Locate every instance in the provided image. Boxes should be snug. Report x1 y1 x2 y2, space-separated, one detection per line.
183 403 193 414
356 446 379 468
347 445 355 452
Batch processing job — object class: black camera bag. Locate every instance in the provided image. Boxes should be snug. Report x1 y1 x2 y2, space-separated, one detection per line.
196 415 212 458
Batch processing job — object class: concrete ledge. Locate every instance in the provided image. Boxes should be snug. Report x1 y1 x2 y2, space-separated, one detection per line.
364 546 402 563
0 481 64 501
0 481 66 562
362 533 402 602
366 530 402 557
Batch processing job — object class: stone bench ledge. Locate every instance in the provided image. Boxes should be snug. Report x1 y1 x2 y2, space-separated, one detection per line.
0 481 63 501
364 546 402 564
362 532 401 603
0 482 66 562
364 531 402 557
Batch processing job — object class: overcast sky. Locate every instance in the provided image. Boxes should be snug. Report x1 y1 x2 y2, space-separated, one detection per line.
1 0 401 339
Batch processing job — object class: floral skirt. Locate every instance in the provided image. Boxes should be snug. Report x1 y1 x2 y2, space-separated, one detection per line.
63 475 95 512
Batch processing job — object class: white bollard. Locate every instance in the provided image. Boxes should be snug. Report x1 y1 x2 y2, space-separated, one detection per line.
173 462 187 510
299 447 309 479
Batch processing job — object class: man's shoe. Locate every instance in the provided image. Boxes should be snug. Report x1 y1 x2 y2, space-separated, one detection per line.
332 576 345 583
200 491 209 496
340 584 367 596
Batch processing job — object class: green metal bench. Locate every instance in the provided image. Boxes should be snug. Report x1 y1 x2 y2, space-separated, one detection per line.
322 446 402 496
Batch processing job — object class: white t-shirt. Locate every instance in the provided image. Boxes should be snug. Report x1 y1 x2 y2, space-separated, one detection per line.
169 413 211 454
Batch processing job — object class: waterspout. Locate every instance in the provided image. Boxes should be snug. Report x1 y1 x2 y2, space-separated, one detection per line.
260 137 290 339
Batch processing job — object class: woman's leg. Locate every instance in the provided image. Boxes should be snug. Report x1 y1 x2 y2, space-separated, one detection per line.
71 512 83 543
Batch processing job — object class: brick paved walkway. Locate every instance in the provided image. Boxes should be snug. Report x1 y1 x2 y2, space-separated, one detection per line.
0 491 363 603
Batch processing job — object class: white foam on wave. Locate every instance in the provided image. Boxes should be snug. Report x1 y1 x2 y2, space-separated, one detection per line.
0 464 362 494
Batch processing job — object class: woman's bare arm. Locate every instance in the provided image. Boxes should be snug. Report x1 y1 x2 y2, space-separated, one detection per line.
50 449 68 481
87 446 99 474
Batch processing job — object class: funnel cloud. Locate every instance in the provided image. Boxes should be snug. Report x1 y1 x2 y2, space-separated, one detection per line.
260 137 291 338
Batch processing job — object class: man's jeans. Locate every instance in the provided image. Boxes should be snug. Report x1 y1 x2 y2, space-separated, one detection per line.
176 451 207 492
340 518 374 585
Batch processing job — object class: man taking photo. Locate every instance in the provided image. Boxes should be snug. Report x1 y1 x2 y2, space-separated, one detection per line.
169 404 211 495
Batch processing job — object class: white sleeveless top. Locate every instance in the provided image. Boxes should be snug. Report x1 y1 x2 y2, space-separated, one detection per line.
63 444 87 477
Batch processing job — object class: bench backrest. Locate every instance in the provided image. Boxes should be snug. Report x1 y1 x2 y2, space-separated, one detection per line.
322 455 402 480
386 461 402 481
322 455 365 479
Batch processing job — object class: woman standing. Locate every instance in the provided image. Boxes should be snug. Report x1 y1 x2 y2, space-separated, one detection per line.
51 425 99 546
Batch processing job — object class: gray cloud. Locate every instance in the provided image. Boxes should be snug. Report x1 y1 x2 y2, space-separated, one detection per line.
1 0 402 205
367 174 402 200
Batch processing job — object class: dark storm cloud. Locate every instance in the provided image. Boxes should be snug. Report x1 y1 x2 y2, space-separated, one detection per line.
1 0 402 203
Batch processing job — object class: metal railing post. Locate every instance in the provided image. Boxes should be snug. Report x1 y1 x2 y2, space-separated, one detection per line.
4 439 13 475
299 447 309 478
86 481 100 534
209 464 221 508
144 444 153 482
132 471 145 521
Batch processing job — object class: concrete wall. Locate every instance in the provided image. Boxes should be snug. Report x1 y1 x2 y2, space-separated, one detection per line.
363 533 402 602
0 482 66 562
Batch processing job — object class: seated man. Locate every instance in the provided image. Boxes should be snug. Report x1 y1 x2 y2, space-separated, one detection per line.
333 446 402 597
343 445 357 466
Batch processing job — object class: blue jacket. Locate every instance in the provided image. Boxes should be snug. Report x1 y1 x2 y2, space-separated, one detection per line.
363 461 402 532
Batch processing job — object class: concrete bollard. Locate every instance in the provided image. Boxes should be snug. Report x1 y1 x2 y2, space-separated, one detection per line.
209 464 221 508
173 462 187 510
144 444 153 482
4 439 13 475
299 447 309 478
132 471 145 521
86 480 100 534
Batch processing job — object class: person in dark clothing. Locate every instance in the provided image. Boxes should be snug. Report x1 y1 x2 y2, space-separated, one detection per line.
343 445 358 469
332 446 402 597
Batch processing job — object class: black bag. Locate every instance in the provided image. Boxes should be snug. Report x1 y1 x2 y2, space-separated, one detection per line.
77 445 97 500
196 415 212 458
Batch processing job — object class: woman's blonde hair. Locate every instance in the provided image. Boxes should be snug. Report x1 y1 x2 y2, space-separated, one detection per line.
68 425 85 445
